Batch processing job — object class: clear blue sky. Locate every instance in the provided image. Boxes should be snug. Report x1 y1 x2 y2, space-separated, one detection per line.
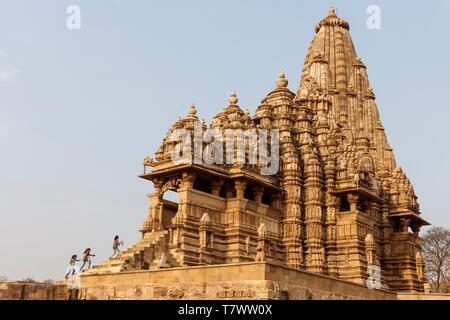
1 0 449 281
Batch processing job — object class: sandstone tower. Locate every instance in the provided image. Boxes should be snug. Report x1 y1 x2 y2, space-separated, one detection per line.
86 7 429 293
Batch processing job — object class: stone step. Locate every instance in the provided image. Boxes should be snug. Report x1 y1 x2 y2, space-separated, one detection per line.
83 231 171 275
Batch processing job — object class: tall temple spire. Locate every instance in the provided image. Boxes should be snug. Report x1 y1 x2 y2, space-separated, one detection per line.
297 6 395 174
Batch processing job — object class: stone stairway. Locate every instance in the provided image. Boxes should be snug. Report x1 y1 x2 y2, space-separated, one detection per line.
83 231 180 275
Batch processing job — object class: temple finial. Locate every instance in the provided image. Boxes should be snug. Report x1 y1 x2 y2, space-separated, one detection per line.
229 91 238 104
276 71 288 88
328 6 336 16
188 103 197 116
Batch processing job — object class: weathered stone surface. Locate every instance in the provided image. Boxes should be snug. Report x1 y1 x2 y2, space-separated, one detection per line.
0 282 67 300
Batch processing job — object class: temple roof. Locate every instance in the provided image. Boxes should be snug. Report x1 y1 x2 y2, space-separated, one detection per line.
144 7 425 223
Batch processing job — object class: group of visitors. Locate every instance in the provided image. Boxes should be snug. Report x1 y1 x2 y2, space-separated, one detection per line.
66 248 95 273
64 235 124 300
66 235 124 273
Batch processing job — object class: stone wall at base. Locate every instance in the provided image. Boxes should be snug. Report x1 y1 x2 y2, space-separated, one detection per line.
397 293 450 300
2 267 449 300
80 262 396 300
0 281 67 300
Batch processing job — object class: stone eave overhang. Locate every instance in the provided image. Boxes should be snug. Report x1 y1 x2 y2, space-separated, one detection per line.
331 186 385 203
139 163 282 191
388 209 430 227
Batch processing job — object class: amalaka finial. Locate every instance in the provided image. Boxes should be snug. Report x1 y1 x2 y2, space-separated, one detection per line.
188 103 197 116
328 6 336 16
229 91 238 105
315 5 349 33
276 71 288 88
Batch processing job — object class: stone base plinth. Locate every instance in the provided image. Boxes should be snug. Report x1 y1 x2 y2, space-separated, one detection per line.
80 262 396 300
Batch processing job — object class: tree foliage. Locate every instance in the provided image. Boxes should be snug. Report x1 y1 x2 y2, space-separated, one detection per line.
422 227 450 293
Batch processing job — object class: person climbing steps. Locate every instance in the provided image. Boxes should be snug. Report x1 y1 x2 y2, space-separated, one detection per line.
110 235 123 259
80 248 95 272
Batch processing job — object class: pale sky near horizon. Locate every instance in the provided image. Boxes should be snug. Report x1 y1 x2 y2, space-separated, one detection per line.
1 0 450 281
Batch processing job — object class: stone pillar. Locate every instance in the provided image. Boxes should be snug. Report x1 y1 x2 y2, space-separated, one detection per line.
211 179 224 197
235 180 247 200
224 182 235 198
253 186 264 204
270 193 282 209
304 154 325 274
412 224 421 237
347 193 359 212
324 159 338 277
181 171 196 190
400 218 410 233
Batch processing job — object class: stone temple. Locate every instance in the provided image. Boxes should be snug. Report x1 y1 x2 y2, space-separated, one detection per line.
81 8 430 299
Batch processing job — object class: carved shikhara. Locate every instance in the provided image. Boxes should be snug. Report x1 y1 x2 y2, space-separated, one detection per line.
84 7 429 293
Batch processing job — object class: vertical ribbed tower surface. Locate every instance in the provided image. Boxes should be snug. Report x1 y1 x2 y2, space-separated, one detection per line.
283 6 430 291
298 6 395 173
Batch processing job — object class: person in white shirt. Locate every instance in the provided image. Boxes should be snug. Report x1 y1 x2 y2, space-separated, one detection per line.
65 256 81 300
